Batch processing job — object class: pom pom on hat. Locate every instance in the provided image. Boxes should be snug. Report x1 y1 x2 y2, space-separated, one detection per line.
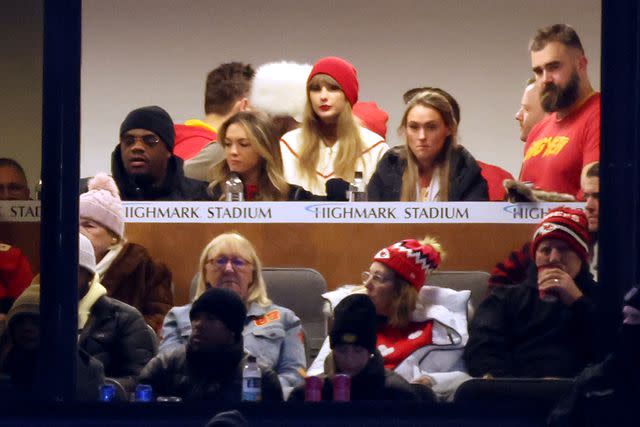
531 207 590 264
308 56 359 106
80 173 124 238
373 239 442 291
250 61 312 122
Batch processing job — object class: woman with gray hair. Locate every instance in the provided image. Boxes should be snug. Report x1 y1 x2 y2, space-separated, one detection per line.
160 232 306 395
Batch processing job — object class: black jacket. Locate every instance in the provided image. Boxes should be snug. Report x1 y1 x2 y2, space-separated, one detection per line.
367 145 488 201
548 324 640 427
138 345 283 402
78 295 157 391
289 351 420 401
464 266 599 378
107 145 210 201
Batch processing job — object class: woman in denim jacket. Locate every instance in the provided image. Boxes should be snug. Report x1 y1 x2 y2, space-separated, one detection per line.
160 232 305 397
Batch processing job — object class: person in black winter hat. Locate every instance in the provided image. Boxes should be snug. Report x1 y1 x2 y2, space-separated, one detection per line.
89 105 210 201
138 288 283 401
290 294 420 401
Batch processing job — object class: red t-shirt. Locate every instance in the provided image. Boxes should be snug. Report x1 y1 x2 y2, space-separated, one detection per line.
173 120 217 161
519 93 600 197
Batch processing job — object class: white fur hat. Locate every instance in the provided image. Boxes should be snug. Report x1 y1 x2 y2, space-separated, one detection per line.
79 233 97 274
249 61 312 122
80 173 124 238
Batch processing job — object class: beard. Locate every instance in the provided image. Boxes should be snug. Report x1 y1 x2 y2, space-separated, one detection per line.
540 70 581 112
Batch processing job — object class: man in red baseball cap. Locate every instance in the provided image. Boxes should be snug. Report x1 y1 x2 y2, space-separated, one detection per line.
464 207 599 378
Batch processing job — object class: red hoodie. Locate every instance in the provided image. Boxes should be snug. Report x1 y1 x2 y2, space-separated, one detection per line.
173 119 217 160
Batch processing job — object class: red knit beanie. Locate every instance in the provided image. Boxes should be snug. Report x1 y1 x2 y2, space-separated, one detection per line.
373 239 441 291
531 207 590 264
308 57 359 106
353 101 388 138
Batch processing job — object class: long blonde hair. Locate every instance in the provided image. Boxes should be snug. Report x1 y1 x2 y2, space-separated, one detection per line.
208 112 290 200
194 232 272 307
387 236 446 328
399 91 459 201
299 74 364 186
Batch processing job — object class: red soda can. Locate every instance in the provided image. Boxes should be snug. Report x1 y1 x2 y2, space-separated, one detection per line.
304 376 323 402
332 374 351 402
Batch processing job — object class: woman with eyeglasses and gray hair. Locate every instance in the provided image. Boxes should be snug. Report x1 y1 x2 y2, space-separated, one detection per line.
308 236 472 401
159 232 306 396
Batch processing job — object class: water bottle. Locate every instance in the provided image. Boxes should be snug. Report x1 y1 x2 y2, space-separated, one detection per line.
224 173 244 202
348 171 367 202
242 355 261 402
35 179 42 200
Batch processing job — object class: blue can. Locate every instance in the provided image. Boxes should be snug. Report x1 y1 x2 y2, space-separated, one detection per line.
134 384 153 402
99 384 116 402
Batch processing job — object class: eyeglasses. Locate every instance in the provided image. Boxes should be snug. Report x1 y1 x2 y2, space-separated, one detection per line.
120 134 162 147
361 271 392 285
206 256 252 271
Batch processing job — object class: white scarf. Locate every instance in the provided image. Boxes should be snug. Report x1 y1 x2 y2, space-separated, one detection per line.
95 242 124 278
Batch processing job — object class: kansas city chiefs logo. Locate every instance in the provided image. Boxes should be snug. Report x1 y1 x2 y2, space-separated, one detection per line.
375 248 391 259
539 223 558 234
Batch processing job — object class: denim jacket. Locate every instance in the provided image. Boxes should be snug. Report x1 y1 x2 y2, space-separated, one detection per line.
160 301 305 394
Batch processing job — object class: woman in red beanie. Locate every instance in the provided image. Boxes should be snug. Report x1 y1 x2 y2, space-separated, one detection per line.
308 236 472 401
279 57 389 196
367 90 488 201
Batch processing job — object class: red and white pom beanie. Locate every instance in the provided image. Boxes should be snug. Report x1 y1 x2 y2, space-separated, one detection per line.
531 207 590 264
373 239 442 291
308 56 359 106
80 173 124 238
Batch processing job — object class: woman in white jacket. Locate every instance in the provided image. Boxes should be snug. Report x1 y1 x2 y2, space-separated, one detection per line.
279 56 388 196
308 236 471 401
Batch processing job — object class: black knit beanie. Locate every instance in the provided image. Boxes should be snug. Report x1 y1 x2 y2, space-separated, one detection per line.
330 294 377 353
119 105 175 150
190 288 246 342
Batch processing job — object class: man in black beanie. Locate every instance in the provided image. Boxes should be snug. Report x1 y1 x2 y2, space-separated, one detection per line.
138 288 282 401
108 105 210 200
290 294 419 401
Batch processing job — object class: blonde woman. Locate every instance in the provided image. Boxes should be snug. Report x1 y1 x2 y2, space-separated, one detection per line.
160 232 306 393
208 111 314 200
279 56 389 196
309 236 472 401
367 91 488 201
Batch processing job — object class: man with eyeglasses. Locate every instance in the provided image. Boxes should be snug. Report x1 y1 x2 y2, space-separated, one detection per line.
91 106 210 201
0 158 30 200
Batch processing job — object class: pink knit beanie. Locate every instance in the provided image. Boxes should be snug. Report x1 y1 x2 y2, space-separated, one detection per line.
308 57 359 106
80 173 124 238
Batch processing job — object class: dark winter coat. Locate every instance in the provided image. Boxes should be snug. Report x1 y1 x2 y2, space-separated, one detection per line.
366 145 488 201
103 145 210 201
78 295 157 391
138 344 283 402
464 266 599 378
